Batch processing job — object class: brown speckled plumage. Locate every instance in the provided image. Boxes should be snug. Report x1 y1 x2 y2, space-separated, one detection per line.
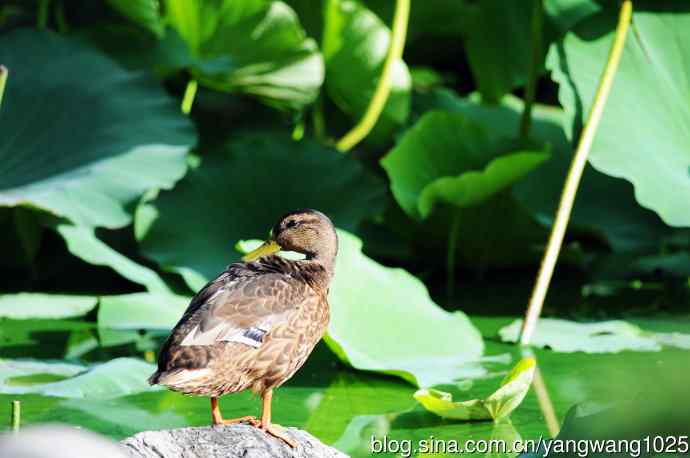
149 209 337 401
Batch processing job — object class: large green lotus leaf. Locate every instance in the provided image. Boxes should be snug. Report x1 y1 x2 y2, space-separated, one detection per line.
55 224 171 294
0 208 42 269
544 0 601 32
0 294 97 320
414 357 535 421
58 396 188 437
448 194 548 269
164 0 231 53
106 0 164 37
322 0 411 145
499 319 658 353
548 5 690 227
458 0 539 103
64 330 100 360
653 332 690 351
365 0 598 57
0 360 84 391
85 2 322 109
634 252 690 278
139 132 386 285
380 203 544 271
283 0 325 42
300 371 417 448
0 319 95 360
78 24 193 79
330 414 389 457
363 0 465 43
165 0 323 110
500 318 690 353
98 293 190 330
0 358 159 399
418 152 548 219
327 231 484 387
416 90 670 252
379 161 548 270
0 29 194 228
459 0 603 103
236 231 485 387
381 110 546 220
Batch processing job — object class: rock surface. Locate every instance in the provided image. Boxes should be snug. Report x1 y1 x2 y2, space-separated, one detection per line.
121 424 348 458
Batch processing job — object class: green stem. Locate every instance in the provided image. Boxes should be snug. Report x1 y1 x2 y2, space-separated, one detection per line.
55 0 68 33
312 95 325 140
447 212 461 303
181 79 198 115
519 0 543 140
11 400 20 432
0 66 7 109
519 0 633 346
335 0 410 152
37 0 50 29
292 120 305 141
529 357 560 437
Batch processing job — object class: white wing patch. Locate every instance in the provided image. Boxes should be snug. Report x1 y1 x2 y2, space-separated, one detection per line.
181 324 271 348
222 327 268 348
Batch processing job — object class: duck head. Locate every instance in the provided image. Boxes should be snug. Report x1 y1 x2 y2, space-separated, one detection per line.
243 209 338 276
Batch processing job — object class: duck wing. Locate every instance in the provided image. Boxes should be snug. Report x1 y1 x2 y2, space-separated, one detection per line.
177 270 316 348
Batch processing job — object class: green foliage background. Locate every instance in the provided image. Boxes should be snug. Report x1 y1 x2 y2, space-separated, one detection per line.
1 0 690 453
1 0 689 316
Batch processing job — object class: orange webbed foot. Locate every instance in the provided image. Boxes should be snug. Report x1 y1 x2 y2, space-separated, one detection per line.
212 415 261 427
259 422 297 448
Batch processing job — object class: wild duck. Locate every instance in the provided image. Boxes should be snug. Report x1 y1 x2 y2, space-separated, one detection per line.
149 209 338 447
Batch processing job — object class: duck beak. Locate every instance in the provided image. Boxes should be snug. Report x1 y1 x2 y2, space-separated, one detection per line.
242 240 281 262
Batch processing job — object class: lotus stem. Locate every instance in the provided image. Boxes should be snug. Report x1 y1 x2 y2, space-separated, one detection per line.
55 0 68 33
522 348 559 436
181 79 198 115
11 400 20 432
37 0 50 29
447 212 461 303
519 0 633 345
532 364 560 436
519 0 543 140
312 95 325 140
292 121 305 141
0 66 7 109
335 0 410 152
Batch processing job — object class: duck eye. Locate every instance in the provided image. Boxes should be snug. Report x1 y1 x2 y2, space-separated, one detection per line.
286 220 297 229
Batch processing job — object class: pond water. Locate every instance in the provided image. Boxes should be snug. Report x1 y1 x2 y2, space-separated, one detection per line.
1 316 689 457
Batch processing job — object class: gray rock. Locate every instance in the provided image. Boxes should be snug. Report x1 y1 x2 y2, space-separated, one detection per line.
121 424 349 458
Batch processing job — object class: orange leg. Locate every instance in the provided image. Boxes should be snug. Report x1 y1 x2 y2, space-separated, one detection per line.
210 397 259 426
258 389 296 448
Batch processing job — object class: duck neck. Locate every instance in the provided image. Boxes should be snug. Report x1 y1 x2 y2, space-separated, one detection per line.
303 230 338 286
306 248 336 282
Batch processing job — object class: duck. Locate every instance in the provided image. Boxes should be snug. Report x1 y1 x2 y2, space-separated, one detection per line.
148 209 338 447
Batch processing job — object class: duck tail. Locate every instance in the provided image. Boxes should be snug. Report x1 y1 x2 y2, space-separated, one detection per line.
149 368 212 388
148 371 162 385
